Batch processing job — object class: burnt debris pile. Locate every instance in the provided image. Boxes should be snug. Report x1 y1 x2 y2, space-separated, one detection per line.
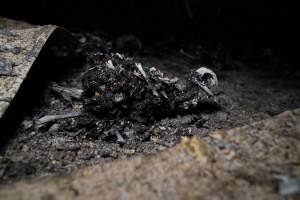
82 53 218 124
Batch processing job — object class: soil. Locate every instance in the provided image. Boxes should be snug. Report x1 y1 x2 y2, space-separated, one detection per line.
0 32 299 182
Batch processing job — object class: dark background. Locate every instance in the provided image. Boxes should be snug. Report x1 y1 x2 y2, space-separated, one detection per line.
1 0 298 49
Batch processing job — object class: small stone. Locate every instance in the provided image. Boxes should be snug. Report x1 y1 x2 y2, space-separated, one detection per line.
22 145 29 152
124 149 135 154
159 126 166 131
150 135 158 143
48 124 59 133
209 130 227 140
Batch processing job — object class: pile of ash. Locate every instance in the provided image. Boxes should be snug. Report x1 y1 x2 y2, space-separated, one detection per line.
82 53 218 124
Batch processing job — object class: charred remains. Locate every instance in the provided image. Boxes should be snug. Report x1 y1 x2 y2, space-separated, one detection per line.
82 53 218 123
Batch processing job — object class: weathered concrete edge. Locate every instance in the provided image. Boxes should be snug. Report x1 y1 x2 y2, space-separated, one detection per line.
0 17 58 118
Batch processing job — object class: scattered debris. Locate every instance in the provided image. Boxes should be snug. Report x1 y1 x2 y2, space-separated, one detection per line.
50 83 83 101
116 130 126 145
36 112 82 127
135 63 147 79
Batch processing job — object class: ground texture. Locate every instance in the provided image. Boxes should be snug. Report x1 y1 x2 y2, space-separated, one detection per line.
0 32 299 182
0 108 299 200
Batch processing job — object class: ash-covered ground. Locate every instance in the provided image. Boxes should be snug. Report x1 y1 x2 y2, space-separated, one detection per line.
0 33 299 182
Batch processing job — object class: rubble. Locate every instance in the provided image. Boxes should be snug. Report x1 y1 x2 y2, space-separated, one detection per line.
82 53 218 123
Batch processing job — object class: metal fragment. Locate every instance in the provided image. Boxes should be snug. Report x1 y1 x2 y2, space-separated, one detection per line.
36 112 82 127
116 130 125 144
135 63 147 79
51 83 83 100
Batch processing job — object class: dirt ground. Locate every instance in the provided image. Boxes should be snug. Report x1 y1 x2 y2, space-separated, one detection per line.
1 109 299 200
0 32 299 182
